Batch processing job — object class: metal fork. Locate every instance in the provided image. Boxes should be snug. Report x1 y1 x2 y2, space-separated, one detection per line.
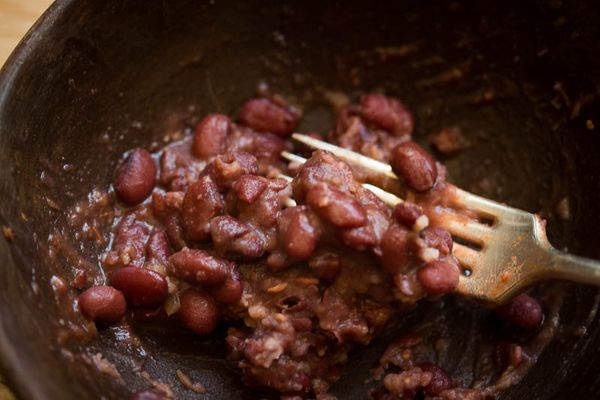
281 133 600 305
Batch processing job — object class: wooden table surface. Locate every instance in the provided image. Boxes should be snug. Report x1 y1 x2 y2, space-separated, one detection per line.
1 2 53 397
0 0 53 66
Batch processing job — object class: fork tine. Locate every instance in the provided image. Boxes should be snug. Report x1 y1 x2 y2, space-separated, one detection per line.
452 189 506 218
432 211 493 246
453 243 481 269
291 133 398 179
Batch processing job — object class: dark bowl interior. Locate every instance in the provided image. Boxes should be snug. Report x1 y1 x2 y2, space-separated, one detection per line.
1 0 600 399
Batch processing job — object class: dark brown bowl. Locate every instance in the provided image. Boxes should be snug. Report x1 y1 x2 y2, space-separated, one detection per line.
1 0 600 399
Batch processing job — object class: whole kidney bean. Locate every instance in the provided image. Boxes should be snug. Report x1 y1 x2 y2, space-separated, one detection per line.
78 286 126 325
211 270 244 305
249 131 288 161
233 174 268 204
420 227 453 256
114 148 157 206
380 225 411 274
178 288 221 335
130 389 169 400
192 113 231 159
113 214 150 267
210 216 264 259
394 202 424 229
284 210 320 261
390 142 438 192
181 175 224 242
360 93 414 137
417 260 460 296
168 247 231 286
341 225 378 250
158 149 178 187
237 98 298 137
495 293 543 331
417 362 453 396
110 266 168 307
207 152 259 189
145 230 172 265
306 183 367 228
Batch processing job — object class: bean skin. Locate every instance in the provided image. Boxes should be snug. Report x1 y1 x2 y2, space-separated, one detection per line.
394 202 424 229
78 286 126 325
390 142 438 192
145 230 172 265
113 214 150 268
309 252 341 282
211 270 244 305
495 293 543 331
181 176 224 242
110 266 168 307
360 93 414 137
115 149 157 206
207 151 259 190
284 210 319 261
306 183 367 228
237 98 297 137
380 225 411 274
420 227 453 256
233 174 268 204
168 248 231 286
178 288 221 335
417 260 460 296
417 362 453 396
192 113 231 159
210 216 265 260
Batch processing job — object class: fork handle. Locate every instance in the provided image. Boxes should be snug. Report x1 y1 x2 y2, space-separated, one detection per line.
545 247 600 286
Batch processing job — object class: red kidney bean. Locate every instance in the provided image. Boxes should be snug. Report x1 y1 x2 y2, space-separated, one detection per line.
495 293 543 331
306 183 367 228
210 216 264 259
420 227 453 256
394 202 424 229
181 175 224 242
130 389 169 400
341 225 378 250
114 148 157 206
360 93 414 136
78 286 126 325
145 230 172 265
309 252 341 281
250 131 288 161
163 213 186 250
178 288 220 335
390 142 438 192
380 225 411 274
237 98 297 137
158 149 178 187
113 214 150 267
233 174 268 204
110 266 168 307
168 248 231 286
192 113 231 159
284 210 319 260
417 362 453 396
207 152 259 189
417 260 460 296
211 270 244 305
